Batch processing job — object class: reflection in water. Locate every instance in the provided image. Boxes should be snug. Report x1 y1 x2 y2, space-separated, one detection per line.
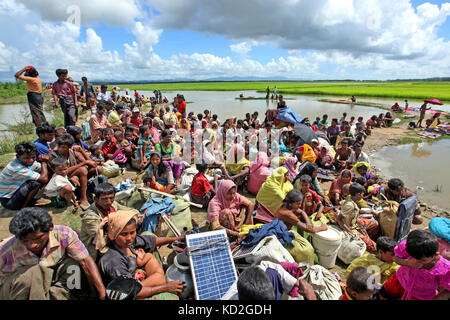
371 139 450 210
411 143 432 158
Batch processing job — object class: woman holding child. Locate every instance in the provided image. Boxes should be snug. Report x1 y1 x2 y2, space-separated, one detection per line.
95 210 184 300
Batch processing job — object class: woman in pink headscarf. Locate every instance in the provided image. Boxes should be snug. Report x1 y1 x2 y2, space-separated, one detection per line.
150 119 161 144
207 180 255 238
247 152 272 195
284 157 299 183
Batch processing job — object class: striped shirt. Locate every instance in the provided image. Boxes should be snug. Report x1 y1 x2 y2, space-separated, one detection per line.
0 159 41 198
0 225 89 285
52 80 76 98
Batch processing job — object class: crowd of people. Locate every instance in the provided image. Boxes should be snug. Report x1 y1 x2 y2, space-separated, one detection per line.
0 67 448 301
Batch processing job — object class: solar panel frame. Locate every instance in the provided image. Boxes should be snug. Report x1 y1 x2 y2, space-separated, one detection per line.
186 229 238 300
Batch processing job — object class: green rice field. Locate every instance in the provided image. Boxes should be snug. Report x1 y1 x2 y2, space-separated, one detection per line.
113 81 450 102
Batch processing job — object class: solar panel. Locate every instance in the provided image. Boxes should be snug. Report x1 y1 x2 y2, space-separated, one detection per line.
186 230 238 300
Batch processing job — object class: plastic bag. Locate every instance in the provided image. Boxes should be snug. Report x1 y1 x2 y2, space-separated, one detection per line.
244 235 295 264
338 232 367 265
301 265 342 300
379 200 399 238
103 160 121 178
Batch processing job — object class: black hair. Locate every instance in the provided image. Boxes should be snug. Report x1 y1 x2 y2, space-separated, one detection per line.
9 207 53 239
197 114 203 121
55 69 65 76
406 230 439 260
346 267 372 294
149 152 168 177
15 141 37 156
332 118 338 123
94 183 115 198
353 143 362 149
341 139 349 145
196 162 208 173
293 162 318 185
237 266 275 300
349 183 365 196
355 176 367 186
143 176 152 184
50 156 68 169
137 126 147 137
81 76 87 81
323 114 328 118
161 129 172 138
285 190 303 204
376 236 397 253
300 174 312 184
56 134 74 147
89 144 100 153
97 100 106 110
212 114 218 120
387 178 404 191
36 123 56 136
26 67 39 77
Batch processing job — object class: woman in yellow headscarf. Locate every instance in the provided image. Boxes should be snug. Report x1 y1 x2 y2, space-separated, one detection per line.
256 167 293 214
95 210 182 300
221 143 251 186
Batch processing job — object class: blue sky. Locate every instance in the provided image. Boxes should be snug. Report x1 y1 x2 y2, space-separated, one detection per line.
0 0 450 81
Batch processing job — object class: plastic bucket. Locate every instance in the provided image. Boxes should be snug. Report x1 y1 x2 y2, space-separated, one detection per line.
311 228 342 268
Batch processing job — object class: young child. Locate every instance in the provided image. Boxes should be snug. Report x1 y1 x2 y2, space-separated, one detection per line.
336 183 379 251
115 130 132 161
137 125 154 168
44 157 78 210
379 230 450 300
341 267 377 300
297 174 325 223
49 127 66 149
190 162 215 209
346 236 400 285
88 144 105 166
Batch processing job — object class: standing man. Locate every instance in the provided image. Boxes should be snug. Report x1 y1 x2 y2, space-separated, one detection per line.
52 69 78 128
273 86 278 99
15 66 47 127
80 77 96 110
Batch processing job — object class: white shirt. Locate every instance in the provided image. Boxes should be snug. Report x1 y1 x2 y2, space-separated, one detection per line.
97 91 111 101
44 174 75 197
348 151 370 165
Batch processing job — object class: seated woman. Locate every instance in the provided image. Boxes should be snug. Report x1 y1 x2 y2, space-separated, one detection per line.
146 151 176 195
328 169 353 206
247 152 272 195
155 129 185 181
221 143 251 188
275 190 328 265
293 162 332 206
426 113 441 129
384 112 394 127
96 210 184 300
284 156 299 184
317 146 335 171
207 180 255 238
256 167 293 216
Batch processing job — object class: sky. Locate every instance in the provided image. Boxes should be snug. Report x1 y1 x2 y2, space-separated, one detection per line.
0 0 450 82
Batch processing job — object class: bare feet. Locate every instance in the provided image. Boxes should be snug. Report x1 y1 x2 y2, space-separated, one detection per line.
80 201 90 211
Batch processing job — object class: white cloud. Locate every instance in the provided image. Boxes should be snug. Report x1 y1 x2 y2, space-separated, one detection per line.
17 0 142 27
0 0 450 81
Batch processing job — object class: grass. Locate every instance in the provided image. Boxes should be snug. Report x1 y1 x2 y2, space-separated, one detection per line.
112 81 450 102
0 82 27 105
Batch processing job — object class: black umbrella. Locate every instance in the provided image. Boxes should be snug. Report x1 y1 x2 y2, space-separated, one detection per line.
294 123 318 145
